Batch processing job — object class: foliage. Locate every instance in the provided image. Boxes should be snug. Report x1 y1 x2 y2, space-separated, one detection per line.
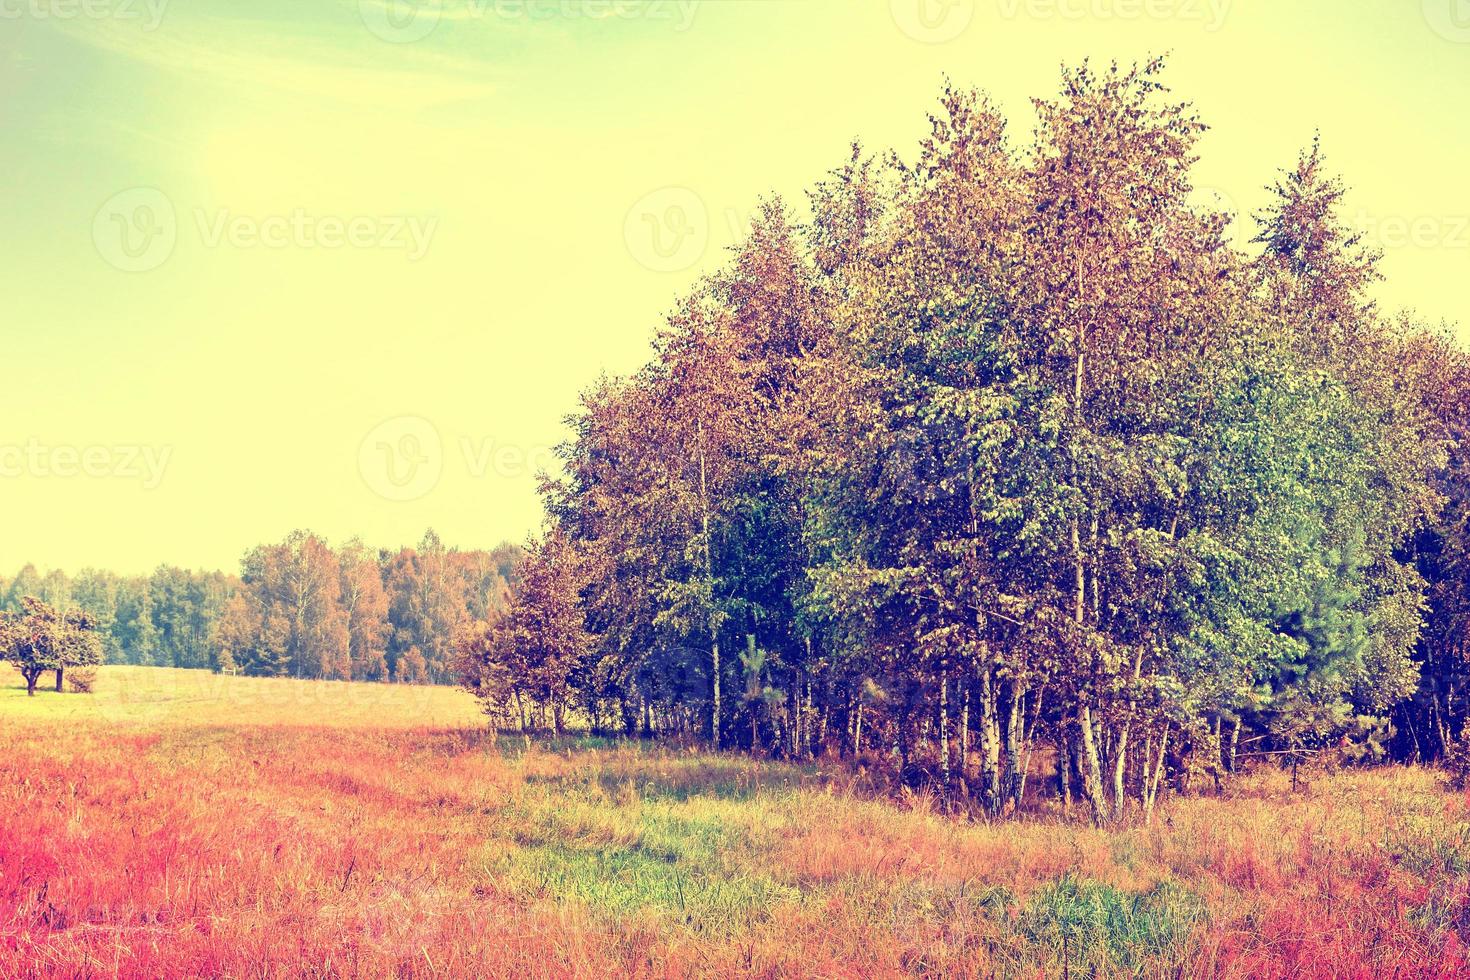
0 596 104 695
525 58 1461 823
1 532 519 684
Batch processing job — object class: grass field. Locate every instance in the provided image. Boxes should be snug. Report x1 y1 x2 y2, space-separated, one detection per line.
3 667 1469 978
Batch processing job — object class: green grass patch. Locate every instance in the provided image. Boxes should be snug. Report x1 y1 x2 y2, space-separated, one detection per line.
1384 814 1470 879
496 785 803 932
508 841 798 932
1015 876 1206 975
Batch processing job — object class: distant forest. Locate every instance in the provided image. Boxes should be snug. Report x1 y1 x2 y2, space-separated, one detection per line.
0 530 520 685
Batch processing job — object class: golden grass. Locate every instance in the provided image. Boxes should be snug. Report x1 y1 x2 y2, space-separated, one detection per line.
2 667 1467 977
0 664 486 729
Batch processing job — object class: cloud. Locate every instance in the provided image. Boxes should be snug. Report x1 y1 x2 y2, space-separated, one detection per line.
53 11 499 111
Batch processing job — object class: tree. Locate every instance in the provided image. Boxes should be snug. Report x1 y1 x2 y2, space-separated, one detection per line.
71 569 120 661
501 533 591 735
384 530 471 683
2 564 42 614
1 596 103 695
231 532 349 678
339 539 391 680
455 614 521 732
1245 140 1444 762
114 577 161 666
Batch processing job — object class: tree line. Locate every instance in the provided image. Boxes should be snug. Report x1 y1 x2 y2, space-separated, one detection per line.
459 58 1470 821
2 530 519 684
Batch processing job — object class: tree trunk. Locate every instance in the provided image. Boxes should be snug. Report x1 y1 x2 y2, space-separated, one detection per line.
959 683 970 779
1434 692 1450 757
806 674 814 757
818 662 831 756
1228 716 1241 773
1143 723 1169 822
974 669 1000 811
1078 706 1109 824
695 419 721 751
1091 514 1101 621
894 721 905 770
1015 687 1043 811
1070 256 1109 825
1403 706 1422 764
1071 479 1108 822
1004 683 1024 811
25 669 39 696
55 668 64 692
1110 649 1144 821
709 644 720 749
1058 731 1072 807
938 672 951 787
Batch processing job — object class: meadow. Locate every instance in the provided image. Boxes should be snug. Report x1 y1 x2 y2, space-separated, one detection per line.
2 667 1468 978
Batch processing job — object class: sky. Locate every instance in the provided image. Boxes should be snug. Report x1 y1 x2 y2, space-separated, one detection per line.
1 0 1467 576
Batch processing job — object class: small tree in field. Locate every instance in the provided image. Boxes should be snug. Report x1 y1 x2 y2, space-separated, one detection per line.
458 533 590 736
0 596 104 695
454 615 524 734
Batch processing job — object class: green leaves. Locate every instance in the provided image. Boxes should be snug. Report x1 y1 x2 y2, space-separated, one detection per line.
0 596 104 693
540 58 1457 785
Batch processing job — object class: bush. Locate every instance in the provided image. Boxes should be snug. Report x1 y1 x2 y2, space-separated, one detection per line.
1448 727 1470 790
65 668 98 694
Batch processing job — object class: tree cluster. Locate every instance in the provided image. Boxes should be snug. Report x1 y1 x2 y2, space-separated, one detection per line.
466 59 1470 821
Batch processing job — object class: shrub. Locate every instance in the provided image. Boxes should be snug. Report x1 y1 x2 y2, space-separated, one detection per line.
65 668 98 694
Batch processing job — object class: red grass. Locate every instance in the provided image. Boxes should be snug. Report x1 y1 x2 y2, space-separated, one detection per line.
3 699 1470 977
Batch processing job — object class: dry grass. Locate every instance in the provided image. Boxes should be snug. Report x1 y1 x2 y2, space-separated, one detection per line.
2 667 1468 977
0 665 485 729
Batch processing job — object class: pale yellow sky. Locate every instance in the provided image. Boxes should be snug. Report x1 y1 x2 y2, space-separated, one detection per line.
1 0 1467 575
